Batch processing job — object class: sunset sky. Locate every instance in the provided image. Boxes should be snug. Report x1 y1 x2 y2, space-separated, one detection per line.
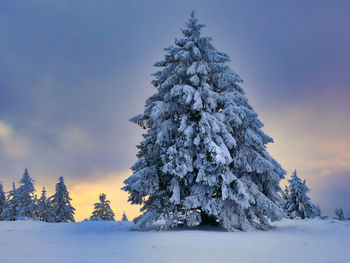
0 0 349 221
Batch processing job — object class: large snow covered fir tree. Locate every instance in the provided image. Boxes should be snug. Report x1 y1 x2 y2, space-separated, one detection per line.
51 177 75 223
90 193 115 221
123 12 286 231
284 170 320 219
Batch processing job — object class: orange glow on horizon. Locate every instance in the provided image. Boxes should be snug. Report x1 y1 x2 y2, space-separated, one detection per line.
68 171 141 222
34 171 142 222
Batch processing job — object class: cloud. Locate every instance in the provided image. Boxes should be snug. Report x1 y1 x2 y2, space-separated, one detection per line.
0 121 30 157
58 126 96 153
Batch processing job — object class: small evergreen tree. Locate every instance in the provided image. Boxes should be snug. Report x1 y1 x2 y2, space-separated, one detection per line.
51 177 75 222
284 170 321 219
334 208 344 221
123 12 286 231
122 211 128 221
1 183 19 221
17 168 36 219
37 187 54 222
90 193 115 221
0 183 7 220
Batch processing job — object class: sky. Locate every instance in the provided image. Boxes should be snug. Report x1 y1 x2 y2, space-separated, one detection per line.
0 0 349 221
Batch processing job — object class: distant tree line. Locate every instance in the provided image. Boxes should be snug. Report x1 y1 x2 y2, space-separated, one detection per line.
0 168 345 224
0 169 129 223
0 169 75 222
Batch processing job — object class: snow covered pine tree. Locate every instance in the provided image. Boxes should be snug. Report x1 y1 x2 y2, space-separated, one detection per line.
0 183 6 220
284 170 321 219
37 187 54 222
51 177 75 223
334 208 344 221
1 183 19 221
122 211 128 221
123 12 286 231
16 168 36 219
90 193 115 221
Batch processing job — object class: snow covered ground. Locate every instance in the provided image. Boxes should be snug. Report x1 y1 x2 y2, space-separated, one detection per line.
0 218 349 263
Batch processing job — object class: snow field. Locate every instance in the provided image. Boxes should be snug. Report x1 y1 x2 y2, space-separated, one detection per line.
0 218 349 263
